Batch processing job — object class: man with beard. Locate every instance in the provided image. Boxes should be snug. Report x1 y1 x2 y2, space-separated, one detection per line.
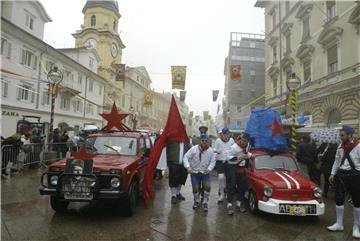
214 127 235 202
327 126 360 239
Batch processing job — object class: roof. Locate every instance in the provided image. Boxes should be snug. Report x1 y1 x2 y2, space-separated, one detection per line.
33 1 52 22
82 0 121 18
57 47 102 63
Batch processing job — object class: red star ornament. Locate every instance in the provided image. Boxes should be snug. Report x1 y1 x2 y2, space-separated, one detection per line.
100 103 129 131
71 146 96 160
266 117 285 138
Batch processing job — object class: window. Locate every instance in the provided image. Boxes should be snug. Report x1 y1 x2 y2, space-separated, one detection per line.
237 121 242 128
86 103 94 114
89 79 94 92
73 99 83 112
272 46 277 63
89 57 94 70
326 1 336 21
25 12 35 30
78 74 83 85
250 42 256 48
17 84 34 102
237 106 242 112
1 38 11 59
251 89 256 97
2 81 8 97
303 61 311 82
272 12 277 29
60 97 71 110
21 49 37 70
42 91 50 105
98 85 102 95
65 70 73 82
113 21 116 31
302 18 310 41
45 60 54 72
251 75 256 83
273 79 277 97
285 1 290 15
250 70 255 76
328 45 338 73
90 15 96 27
285 34 291 53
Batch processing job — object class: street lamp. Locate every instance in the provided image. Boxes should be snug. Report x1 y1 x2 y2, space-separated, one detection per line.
129 106 138 130
287 73 301 151
47 65 63 142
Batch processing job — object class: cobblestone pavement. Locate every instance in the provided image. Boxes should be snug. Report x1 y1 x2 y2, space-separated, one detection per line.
1 168 357 241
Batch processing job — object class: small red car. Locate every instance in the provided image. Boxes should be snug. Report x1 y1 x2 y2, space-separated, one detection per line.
246 150 325 216
40 131 152 216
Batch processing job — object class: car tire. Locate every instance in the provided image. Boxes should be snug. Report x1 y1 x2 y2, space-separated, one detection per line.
123 181 138 216
50 196 69 212
248 191 258 214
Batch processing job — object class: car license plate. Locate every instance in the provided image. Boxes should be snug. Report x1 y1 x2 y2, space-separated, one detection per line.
289 206 306 216
63 182 93 200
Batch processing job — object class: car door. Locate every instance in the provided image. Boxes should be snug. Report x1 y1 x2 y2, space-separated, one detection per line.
138 137 149 181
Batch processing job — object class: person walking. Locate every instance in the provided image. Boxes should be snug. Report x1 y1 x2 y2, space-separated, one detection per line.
327 126 360 239
296 135 320 184
318 142 337 197
183 133 216 212
226 133 251 215
214 127 235 202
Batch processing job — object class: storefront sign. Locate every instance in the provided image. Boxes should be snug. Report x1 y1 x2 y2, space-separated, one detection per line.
2 111 19 117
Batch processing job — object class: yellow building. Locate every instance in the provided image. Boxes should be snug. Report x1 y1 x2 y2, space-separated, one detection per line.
72 0 125 110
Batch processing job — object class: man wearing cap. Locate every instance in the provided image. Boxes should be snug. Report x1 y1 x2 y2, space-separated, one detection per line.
226 133 251 215
183 133 216 212
214 127 235 202
327 126 360 239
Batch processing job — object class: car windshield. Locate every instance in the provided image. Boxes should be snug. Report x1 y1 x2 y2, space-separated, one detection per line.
87 136 137 155
255 155 298 171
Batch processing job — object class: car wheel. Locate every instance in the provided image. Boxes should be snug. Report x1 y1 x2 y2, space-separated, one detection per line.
123 181 138 216
248 191 258 214
50 196 69 212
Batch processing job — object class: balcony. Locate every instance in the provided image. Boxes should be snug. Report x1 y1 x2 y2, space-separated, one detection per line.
60 81 82 96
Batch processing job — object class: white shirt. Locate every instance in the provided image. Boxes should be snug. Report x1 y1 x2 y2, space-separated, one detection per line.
183 145 216 173
214 137 235 162
227 142 252 166
331 142 360 175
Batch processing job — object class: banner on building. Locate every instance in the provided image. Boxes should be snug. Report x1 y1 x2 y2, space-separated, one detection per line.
179 91 186 102
171 66 187 90
144 90 153 106
203 111 209 121
230 65 241 80
212 90 219 102
112 63 126 82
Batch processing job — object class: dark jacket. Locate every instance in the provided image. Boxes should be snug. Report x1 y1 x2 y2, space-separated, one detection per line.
319 144 337 173
296 142 317 164
166 142 191 164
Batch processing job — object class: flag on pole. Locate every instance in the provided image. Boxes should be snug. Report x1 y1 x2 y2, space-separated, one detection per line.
144 90 153 106
230 65 241 80
212 90 219 102
171 66 187 90
143 95 189 207
179 91 186 102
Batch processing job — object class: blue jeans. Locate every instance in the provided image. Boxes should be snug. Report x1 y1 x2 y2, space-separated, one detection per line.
190 173 211 193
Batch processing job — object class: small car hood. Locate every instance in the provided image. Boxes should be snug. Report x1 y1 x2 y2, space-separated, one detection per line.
257 170 313 190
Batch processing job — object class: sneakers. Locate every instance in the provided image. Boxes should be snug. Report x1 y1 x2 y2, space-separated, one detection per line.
227 203 234 215
171 196 177 204
177 193 185 201
353 225 360 239
203 203 208 212
327 223 344 232
193 202 200 210
218 193 224 203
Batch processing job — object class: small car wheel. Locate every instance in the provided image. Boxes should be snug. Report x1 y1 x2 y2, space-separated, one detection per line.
50 196 69 212
248 191 258 214
123 181 138 216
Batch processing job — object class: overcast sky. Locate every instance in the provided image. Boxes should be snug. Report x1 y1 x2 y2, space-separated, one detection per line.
41 0 264 117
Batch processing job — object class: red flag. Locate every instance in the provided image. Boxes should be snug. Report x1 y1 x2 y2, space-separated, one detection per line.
143 95 189 207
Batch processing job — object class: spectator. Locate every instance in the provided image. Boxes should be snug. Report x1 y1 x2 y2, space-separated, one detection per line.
296 135 320 184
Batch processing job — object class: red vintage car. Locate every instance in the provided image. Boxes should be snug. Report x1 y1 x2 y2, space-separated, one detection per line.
245 149 325 216
39 131 152 216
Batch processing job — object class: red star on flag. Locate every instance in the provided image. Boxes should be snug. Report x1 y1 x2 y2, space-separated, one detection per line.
266 117 284 138
100 103 130 131
71 146 96 160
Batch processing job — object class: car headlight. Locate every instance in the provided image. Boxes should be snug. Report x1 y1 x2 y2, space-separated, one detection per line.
264 186 273 197
50 175 58 186
313 187 323 198
110 177 120 188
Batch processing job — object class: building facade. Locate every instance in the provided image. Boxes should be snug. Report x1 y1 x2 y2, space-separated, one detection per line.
256 1 360 133
1 1 107 137
223 32 266 130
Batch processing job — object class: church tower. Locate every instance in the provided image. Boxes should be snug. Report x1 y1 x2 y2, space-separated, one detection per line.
73 0 125 82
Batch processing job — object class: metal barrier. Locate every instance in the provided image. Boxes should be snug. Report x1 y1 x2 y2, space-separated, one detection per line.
1 143 69 173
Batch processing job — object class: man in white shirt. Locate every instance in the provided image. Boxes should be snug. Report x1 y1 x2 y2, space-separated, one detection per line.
214 128 235 202
327 126 360 239
183 133 216 212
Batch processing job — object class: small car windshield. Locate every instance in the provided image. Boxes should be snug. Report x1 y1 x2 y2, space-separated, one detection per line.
87 136 137 155
255 155 298 171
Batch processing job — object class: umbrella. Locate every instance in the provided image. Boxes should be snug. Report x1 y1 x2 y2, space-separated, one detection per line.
63 126 74 131
310 128 340 144
84 125 98 131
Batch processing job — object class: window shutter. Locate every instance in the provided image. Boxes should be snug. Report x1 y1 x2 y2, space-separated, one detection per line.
16 87 21 100
6 42 11 59
2 82 8 97
32 55 37 70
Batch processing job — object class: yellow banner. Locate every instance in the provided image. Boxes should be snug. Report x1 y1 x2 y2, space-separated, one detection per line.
144 90 153 106
171 66 186 90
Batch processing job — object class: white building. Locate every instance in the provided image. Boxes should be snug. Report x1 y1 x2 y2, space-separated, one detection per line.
1 1 107 137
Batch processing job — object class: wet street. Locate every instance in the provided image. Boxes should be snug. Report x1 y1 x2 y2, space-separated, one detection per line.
1 168 357 241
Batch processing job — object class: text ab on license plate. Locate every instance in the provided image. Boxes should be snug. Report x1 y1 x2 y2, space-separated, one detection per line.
63 184 93 200
289 206 306 216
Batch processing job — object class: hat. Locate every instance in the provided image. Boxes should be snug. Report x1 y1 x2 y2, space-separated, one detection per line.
241 133 251 141
222 127 230 135
342 125 355 135
199 133 209 140
198 126 208 134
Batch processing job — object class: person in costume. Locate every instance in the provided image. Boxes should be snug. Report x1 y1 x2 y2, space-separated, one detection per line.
327 126 360 239
183 133 216 212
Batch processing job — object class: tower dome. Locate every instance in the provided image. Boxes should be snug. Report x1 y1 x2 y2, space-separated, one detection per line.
82 0 120 17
